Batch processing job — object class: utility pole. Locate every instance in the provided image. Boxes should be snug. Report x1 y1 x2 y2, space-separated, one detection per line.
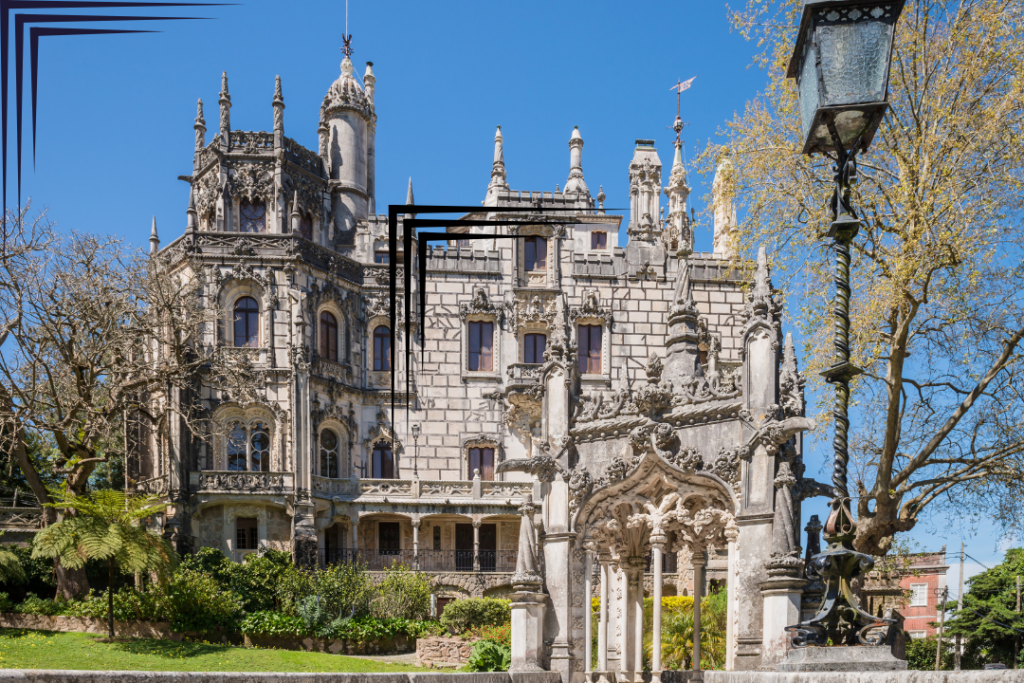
935 586 949 671
956 543 964 670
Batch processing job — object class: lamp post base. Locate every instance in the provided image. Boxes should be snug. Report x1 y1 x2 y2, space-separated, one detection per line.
776 645 907 672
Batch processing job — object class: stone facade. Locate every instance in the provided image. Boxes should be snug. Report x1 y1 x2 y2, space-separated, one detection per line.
140 48 832 675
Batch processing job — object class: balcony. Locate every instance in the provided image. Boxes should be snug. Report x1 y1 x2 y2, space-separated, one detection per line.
319 548 518 573
330 478 533 503
190 471 293 495
506 363 543 390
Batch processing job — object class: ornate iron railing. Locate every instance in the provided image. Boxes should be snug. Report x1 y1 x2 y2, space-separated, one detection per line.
317 548 518 573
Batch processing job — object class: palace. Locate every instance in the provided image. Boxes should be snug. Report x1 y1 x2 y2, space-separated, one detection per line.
139 48 826 676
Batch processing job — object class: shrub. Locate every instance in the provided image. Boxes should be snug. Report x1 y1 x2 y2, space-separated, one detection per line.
296 595 330 631
226 550 292 613
240 610 306 637
14 593 62 615
465 640 511 672
440 597 511 634
905 636 956 670
370 564 432 620
276 562 374 620
0 592 12 612
463 622 511 648
165 568 243 634
180 547 232 586
317 616 441 642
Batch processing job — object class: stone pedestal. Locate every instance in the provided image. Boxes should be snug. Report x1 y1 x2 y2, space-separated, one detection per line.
511 591 547 673
759 575 807 666
776 645 908 672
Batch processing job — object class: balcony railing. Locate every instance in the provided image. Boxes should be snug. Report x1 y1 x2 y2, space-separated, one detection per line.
190 471 293 494
318 548 517 573
506 363 543 389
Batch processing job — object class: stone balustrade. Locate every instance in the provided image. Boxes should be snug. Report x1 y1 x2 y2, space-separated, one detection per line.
0 507 43 530
190 471 292 495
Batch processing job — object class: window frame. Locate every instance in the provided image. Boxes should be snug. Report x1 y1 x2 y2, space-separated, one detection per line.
468 446 495 481
467 320 495 372
524 235 548 272
523 332 547 365
233 296 260 348
320 428 341 479
578 323 605 376
320 310 339 362
239 198 267 234
372 325 392 372
909 583 929 607
371 441 395 479
235 517 259 550
591 231 608 250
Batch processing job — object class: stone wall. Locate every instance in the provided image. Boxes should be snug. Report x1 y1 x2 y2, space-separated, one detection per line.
416 636 475 668
0 672 562 683
0 614 178 640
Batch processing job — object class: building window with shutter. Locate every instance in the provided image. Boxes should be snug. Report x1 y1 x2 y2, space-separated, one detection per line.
524 236 547 271
372 442 394 479
523 333 546 364
578 324 603 374
373 326 391 371
236 517 258 550
468 447 495 481
909 583 929 607
468 321 494 372
320 311 338 361
591 231 607 249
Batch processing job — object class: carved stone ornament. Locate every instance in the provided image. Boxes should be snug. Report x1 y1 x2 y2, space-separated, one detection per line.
194 170 222 219
496 455 567 483
218 260 278 310
567 463 593 517
506 292 556 331
459 286 498 321
227 162 275 202
569 290 612 325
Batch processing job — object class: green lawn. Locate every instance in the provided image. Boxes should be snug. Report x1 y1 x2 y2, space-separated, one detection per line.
0 629 431 672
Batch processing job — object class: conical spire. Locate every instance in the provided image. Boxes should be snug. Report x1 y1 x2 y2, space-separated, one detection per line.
406 177 415 206
218 71 231 145
186 189 197 231
149 216 160 255
485 126 508 205
712 158 737 257
272 75 285 135
363 62 375 105
780 332 805 417
660 256 702 385
564 126 589 195
193 98 206 151
664 117 692 256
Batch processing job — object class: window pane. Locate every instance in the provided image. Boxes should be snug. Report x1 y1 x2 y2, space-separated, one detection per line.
374 252 389 264
373 444 394 479
251 422 270 472
481 448 494 481
579 325 602 374
320 429 339 479
525 236 547 272
536 237 547 269
592 232 607 249
374 326 391 371
469 322 481 371
239 200 266 233
234 297 259 348
478 322 493 371
320 312 338 361
228 424 247 471
524 333 546 364
469 448 480 477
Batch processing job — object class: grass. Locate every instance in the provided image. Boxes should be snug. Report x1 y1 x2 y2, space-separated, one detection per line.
0 629 431 672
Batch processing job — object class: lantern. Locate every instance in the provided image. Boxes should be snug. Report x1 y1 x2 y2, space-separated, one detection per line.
787 0 905 155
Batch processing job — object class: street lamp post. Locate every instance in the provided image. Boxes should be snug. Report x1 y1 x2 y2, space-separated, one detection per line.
411 423 420 478
783 0 905 650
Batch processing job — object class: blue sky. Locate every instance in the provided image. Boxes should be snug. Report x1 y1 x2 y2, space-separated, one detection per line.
7 0 1013 583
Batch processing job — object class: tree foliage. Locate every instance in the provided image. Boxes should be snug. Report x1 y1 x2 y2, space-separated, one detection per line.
945 548 1024 668
707 0 1024 554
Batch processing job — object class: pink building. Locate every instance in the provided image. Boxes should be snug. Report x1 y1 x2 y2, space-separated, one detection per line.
898 549 950 639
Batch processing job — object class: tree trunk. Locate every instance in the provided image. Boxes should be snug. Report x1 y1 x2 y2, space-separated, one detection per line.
107 558 115 639
55 561 90 601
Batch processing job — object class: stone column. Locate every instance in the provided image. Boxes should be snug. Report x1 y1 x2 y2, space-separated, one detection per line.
473 519 481 572
584 546 594 676
597 553 611 682
651 535 666 683
510 494 546 673
632 562 643 682
618 564 635 682
349 514 359 559
607 562 621 674
412 518 421 571
692 550 705 673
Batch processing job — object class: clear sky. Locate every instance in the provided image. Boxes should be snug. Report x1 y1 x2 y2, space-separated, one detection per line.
8 0 1013 586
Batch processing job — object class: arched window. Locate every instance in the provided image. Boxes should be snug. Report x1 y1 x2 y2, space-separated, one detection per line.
225 419 273 471
233 297 259 348
524 236 547 271
320 311 338 361
372 442 394 479
523 333 546 364
468 446 495 481
298 213 313 240
239 199 266 233
591 231 607 250
227 423 247 471
250 421 270 472
320 429 339 478
373 325 391 371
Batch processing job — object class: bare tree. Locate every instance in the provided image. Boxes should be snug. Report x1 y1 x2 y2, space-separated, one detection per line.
703 0 1024 555
0 219 253 597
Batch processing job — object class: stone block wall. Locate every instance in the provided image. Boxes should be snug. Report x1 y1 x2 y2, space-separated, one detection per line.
416 636 476 668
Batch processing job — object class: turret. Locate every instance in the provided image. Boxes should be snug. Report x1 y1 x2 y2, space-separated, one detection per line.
321 50 376 244
564 126 589 195
626 139 661 241
664 116 692 256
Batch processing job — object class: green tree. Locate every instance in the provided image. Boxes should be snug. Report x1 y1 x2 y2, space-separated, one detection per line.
707 0 1024 555
31 490 178 638
945 548 1024 668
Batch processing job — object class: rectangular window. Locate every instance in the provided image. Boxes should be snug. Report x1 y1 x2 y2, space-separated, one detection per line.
524 333 546 364
578 324 603 374
433 525 441 551
236 517 258 550
469 447 495 481
374 252 389 264
591 231 607 249
909 583 929 607
524 236 547 272
378 522 400 553
468 321 494 371
908 631 928 640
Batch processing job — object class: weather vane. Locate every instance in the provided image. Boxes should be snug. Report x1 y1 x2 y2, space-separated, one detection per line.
342 0 354 57
670 76 697 142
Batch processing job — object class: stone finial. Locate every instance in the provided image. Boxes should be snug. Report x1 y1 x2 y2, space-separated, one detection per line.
485 126 509 203
627 139 662 241
596 185 605 213
363 61 375 105
712 158 737 257
193 98 206 151
406 177 415 206
564 126 589 195
780 332 806 418
272 75 285 134
664 129 692 256
149 216 159 255
218 71 231 144
186 190 197 231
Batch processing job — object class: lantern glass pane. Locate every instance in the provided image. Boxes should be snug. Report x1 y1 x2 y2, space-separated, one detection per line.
817 20 891 107
796 38 820 150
